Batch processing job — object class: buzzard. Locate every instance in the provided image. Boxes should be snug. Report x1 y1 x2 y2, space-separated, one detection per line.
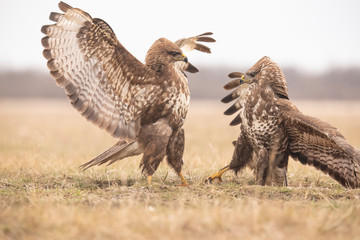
207 56 360 188
41 2 215 185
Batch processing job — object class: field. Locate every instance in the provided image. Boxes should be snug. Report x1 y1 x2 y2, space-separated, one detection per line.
1 99 360 240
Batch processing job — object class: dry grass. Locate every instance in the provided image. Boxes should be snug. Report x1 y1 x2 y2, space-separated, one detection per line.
1 99 360 240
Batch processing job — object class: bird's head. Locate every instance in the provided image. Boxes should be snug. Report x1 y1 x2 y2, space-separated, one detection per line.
145 38 188 71
224 56 288 99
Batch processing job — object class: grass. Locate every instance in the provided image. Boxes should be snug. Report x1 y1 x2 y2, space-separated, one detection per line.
1 99 360 240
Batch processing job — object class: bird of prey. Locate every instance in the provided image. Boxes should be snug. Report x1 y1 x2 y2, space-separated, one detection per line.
207 56 360 188
41 2 215 185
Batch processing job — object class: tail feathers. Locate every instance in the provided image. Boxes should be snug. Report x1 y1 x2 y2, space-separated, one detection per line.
79 140 142 171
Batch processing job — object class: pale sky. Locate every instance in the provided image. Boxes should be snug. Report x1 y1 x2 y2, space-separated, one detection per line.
1 0 360 72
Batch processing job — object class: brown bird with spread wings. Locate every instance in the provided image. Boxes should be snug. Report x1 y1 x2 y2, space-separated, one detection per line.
41 2 215 185
207 56 360 188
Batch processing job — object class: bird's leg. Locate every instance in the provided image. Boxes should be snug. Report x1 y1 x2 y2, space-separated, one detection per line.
255 148 269 185
205 165 230 183
138 119 172 185
147 175 152 185
166 128 189 186
177 172 189 187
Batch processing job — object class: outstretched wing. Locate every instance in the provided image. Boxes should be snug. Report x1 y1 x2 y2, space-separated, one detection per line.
174 32 215 73
41 2 160 141
221 72 252 126
175 32 215 53
277 99 360 188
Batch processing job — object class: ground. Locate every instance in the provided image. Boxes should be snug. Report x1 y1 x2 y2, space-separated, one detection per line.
1 99 360 240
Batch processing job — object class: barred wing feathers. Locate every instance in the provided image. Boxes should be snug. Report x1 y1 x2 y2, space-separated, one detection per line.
41 1 160 141
175 32 215 73
175 32 215 53
277 100 360 188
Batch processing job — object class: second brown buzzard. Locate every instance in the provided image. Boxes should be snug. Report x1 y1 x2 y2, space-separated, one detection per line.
207 56 360 188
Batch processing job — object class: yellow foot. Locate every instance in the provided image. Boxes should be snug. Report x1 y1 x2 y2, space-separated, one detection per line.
147 175 152 185
177 183 189 187
205 165 230 183
177 172 189 187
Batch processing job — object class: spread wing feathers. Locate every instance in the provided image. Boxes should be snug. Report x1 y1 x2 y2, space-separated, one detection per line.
277 100 360 188
174 32 215 73
79 140 142 170
175 32 215 53
41 1 160 140
223 79 243 90
228 72 244 79
222 77 252 125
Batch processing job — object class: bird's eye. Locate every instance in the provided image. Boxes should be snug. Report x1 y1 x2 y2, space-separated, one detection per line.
247 71 256 78
169 51 179 57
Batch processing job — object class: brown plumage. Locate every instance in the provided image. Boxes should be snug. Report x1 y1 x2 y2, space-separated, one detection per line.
41 2 215 185
207 56 360 188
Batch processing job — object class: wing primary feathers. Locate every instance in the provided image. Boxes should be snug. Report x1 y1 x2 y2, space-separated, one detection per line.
230 114 242 126
223 78 242 90
49 12 62 22
42 49 52 60
58 1 72 12
221 88 240 103
194 43 211 53
197 36 216 43
198 32 213 36
196 32 215 42
228 72 243 78
224 101 240 115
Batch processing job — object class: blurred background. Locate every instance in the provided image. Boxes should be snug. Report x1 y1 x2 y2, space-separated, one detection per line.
0 0 360 100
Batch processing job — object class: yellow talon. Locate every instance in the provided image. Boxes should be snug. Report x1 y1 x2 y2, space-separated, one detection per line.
206 165 230 183
177 172 189 187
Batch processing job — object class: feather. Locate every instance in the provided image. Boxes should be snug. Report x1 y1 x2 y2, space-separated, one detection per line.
230 114 242 125
79 140 141 170
58 1 72 12
49 12 62 22
197 36 216 43
194 43 211 53
228 72 243 78
198 32 214 37
224 101 241 115
223 79 242 90
64 82 78 95
221 88 241 103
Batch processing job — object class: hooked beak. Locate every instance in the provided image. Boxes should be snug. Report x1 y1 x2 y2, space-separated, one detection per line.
240 75 252 84
175 53 188 63
223 72 253 90
180 53 188 63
